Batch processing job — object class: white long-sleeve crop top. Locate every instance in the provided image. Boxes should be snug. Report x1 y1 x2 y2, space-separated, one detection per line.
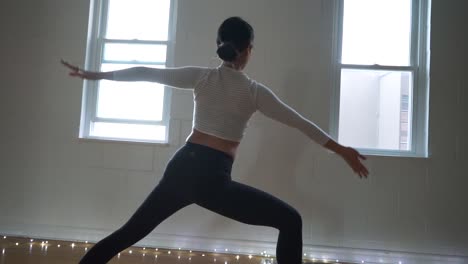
112 64 331 145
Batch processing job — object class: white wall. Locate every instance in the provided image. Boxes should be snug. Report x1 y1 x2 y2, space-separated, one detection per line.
0 0 467 263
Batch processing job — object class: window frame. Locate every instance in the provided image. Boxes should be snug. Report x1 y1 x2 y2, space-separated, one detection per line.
80 0 178 144
329 0 431 157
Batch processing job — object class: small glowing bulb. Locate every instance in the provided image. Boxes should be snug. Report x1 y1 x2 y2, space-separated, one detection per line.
143 247 146 250
248 255 252 259
58 245 61 248
178 247 181 250
202 254 205 256
225 248 228 251
362 261 365 263
214 248 217 252
118 253 121 258
30 239 34 242
236 255 239 260
71 243 75 248
2 249 5 254
178 255 181 259
336 260 339 262
15 243 19 246
143 253 145 257
129 250 132 254
156 248 159 251
190 250 192 253
188 257 191 260
85 247 88 251
3 236 6 239
156 255 158 258
214 258 217 262
168 251 171 254
304 253 307 256
85 241 88 243
399 262 402 264
46 241 48 243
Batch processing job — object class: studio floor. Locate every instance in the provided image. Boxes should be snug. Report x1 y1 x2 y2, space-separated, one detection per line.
0 235 344 264
0 235 268 264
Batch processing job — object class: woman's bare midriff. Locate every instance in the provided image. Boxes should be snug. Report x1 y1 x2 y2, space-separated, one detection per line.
186 129 240 159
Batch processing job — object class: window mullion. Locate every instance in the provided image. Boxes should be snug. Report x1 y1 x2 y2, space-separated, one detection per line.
103 39 170 45
101 60 166 66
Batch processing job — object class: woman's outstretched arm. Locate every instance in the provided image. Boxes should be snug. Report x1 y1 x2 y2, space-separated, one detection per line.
254 82 369 178
61 59 208 89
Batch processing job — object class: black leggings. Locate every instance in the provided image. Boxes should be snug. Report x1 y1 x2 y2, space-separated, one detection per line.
79 142 303 264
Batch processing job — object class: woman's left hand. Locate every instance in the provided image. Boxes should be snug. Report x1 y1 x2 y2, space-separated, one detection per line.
61 59 102 80
338 146 369 179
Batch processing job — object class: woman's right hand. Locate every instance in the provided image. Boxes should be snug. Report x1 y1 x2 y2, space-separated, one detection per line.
61 59 102 80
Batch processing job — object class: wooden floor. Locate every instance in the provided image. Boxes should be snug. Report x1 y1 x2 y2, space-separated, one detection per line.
0 235 346 264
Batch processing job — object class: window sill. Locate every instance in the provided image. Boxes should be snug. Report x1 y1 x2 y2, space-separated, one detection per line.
343 148 429 158
76 136 171 147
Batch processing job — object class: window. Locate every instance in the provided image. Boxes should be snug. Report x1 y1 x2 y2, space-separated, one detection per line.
330 0 431 157
80 0 177 143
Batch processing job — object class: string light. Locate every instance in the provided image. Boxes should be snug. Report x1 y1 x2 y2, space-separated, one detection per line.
2 249 5 255
30 239 34 242
236 255 239 260
168 251 171 254
248 255 252 259
15 243 19 246
85 241 88 244
3 236 6 239
71 243 75 249
143 247 146 250
58 244 61 248
129 250 132 254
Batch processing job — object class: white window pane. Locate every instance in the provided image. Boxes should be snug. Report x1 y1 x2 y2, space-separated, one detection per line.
91 122 166 141
338 69 413 151
106 0 171 41
104 43 167 63
342 0 412 66
97 64 165 121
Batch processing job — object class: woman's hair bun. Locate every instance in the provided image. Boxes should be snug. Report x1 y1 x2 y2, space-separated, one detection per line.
216 42 238 62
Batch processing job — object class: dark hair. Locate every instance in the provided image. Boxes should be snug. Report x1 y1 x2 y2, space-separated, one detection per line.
216 17 254 62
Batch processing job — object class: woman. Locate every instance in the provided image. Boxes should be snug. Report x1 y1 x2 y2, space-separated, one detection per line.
63 16 368 264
